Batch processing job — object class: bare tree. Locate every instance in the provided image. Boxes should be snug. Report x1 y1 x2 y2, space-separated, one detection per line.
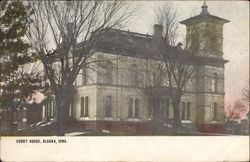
155 2 179 46
26 1 134 135
225 100 248 122
151 2 211 130
242 86 249 107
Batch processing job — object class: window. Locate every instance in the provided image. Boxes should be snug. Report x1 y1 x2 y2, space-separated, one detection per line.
160 98 170 120
186 102 191 120
181 102 186 120
128 98 140 118
80 97 84 117
211 73 218 92
128 98 133 117
50 100 54 117
212 102 218 121
80 96 89 117
181 102 191 120
189 32 200 51
105 62 113 84
85 97 89 117
131 64 139 86
134 98 139 118
69 101 73 118
82 67 88 85
42 106 45 118
53 100 57 117
105 96 112 117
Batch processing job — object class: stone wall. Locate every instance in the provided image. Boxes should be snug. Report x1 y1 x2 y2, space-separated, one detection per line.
72 51 226 124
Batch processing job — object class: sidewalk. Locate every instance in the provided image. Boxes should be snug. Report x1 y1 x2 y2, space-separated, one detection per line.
65 132 89 136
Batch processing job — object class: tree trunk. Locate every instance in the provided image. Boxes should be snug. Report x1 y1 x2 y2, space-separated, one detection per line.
172 98 181 132
9 109 15 131
55 85 74 136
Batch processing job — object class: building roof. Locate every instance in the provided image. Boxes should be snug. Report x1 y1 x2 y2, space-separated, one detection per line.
94 28 228 67
180 3 229 25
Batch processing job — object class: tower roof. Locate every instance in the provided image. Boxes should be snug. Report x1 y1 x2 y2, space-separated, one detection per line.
180 2 229 25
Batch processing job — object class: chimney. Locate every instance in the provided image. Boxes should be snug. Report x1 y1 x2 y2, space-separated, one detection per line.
153 24 163 39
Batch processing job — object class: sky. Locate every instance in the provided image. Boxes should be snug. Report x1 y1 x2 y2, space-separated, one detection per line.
124 1 249 109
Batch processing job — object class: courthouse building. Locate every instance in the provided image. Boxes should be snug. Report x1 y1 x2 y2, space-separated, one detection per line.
43 4 229 131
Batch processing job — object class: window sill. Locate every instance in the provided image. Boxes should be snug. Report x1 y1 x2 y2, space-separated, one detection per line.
103 117 114 121
181 120 192 123
127 118 140 122
210 120 219 123
79 117 91 120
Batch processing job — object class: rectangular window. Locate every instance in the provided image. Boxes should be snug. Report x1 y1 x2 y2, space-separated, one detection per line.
212 102 218 121
51 100 54 117
80 96 89 117
80 97 84 117
135 99 139 118
186 102 191 120
211 79 215 92
106 63 112 85
128 98 133 117
165 98 170 119
181 102 186 120
53 100 57 117
105 96 112 117
128 98 139 118
84 97 89 117
69 101 73 118
47 102 51 118
82 67 88 85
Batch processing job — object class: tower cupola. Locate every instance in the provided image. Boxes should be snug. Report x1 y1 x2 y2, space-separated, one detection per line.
201 2 209 15
180 2 229 58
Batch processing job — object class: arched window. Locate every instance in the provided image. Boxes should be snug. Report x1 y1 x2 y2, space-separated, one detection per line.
211 73 218 92
80 97 84 117
105 96 112 117
131 64 139 86
212 102 218 121
181 102 186 120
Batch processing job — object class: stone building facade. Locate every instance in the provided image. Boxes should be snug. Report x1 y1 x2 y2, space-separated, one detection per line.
43 4 229 131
